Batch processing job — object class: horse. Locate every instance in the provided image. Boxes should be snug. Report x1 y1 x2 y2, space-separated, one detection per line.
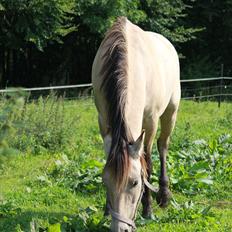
92 17 180 232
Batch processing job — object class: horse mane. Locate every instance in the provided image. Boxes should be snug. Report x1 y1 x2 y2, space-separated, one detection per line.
100 17 133 190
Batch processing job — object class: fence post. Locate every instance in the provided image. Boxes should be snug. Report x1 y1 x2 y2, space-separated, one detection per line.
218 64 224 108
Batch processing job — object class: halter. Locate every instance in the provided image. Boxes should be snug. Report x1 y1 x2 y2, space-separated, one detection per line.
108 174 158 231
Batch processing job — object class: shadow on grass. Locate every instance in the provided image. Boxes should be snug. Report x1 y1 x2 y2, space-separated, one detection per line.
0 210 109 232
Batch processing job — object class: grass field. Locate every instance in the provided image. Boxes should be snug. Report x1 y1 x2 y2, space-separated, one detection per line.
0 98 232 232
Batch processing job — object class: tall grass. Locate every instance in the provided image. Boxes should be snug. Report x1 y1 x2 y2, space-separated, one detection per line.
0 93 78 154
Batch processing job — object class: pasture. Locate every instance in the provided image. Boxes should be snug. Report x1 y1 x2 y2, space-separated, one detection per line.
0 96 232 232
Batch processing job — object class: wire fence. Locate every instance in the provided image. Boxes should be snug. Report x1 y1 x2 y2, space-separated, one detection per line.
180 77 232 107
0 77 232 105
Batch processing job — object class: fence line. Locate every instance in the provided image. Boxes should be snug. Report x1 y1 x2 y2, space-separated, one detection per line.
0 77 231 103
180 76 232 83
0 83 92 93
0 77 231 93
182 93 232 100
183 85 228 92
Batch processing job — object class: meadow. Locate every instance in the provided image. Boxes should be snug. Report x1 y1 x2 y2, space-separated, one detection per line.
0 95 231 232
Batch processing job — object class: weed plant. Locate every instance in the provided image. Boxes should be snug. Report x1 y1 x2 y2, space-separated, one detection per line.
0 93 78 154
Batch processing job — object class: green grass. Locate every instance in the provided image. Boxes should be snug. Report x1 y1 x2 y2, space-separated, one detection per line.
0 99 232 232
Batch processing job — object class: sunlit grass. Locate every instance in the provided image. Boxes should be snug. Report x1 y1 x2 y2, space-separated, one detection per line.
0 99 231 231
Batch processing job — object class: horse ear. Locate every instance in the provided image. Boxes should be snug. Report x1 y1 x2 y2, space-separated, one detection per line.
128 130 145 159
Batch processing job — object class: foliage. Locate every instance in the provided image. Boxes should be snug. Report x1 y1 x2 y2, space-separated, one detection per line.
0 0 231 87
49 154 104 193
0 94 78 154
74 0 146 35
139 0 203 44
0 0 75 50
0 0 197 49
0 91 25 156
181 55 220 79
164 200 214 223
18 207 109 232
152 134 232 194
0 0 202 87
183 0 232 75
150 121 232 195
167 134 232 194
0 100 232 232
137 199 214 227
0 199 21 217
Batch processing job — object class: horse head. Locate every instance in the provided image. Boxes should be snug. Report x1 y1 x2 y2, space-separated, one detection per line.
103 131 146 232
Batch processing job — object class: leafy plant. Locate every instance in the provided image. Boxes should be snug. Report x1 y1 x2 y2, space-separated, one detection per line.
170 134 232 194
24 207 108 232
151 133 232 195
50 154 104 193
0 199 21 217
165 199 214 223
137 199 215 227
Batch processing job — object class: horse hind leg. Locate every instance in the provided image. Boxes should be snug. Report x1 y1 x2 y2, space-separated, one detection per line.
156 103 178 208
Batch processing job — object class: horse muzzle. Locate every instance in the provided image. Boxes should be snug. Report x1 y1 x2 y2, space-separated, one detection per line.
109 205 136 232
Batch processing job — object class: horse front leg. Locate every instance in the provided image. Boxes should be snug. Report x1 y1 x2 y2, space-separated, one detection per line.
142 120 158 218
141 149 152 218
156 137 171 208
104 191 110 216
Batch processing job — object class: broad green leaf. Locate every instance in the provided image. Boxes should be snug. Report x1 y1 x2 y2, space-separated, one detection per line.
48 223 61 232
190 161 209 172
197 178 213 185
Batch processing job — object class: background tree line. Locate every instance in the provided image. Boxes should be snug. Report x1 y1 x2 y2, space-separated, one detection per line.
0 0 231 88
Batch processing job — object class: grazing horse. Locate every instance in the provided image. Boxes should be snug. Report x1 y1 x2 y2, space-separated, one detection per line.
92 17 180 232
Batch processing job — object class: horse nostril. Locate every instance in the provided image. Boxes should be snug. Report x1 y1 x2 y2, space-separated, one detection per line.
120 228 129 232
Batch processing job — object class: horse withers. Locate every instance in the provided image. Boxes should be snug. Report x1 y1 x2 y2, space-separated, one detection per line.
92 17 180 232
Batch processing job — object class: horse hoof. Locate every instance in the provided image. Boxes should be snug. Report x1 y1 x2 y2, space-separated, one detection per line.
142 203 153 218
142 210 153 219
156 188 171 208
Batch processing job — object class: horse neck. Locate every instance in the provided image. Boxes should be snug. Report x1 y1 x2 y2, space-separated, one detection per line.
124 24 146 141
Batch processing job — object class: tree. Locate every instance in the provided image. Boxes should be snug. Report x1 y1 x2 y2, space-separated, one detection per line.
0 0 204 87
0 0 75 87
182 0 232 76
0 0 74 50
139 0 202 44
68 0 200 84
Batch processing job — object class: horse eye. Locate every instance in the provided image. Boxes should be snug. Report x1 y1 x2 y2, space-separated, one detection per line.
131 180 138 187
